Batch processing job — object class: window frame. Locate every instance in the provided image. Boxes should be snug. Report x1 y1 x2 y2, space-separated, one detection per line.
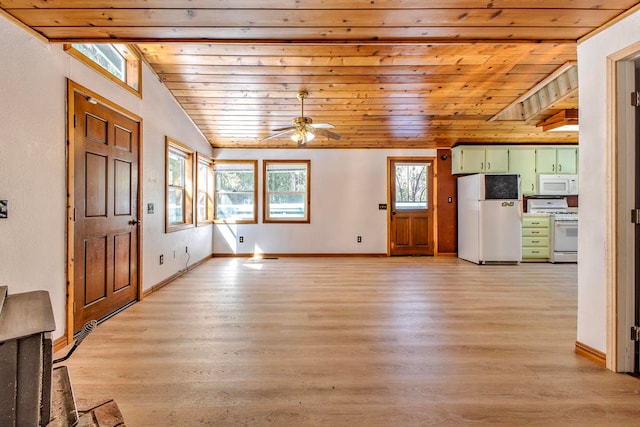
165 137 194 233
196 153 215 226
263 160 311 224
213 160 258 224
65 43 142 98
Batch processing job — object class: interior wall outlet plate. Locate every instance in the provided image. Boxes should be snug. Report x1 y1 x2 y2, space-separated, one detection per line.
0 200 7 218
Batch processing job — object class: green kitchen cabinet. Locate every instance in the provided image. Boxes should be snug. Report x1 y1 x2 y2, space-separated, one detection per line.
536 146 578 174
451 146 508 174
535 147 557 174
508 147 537 195
556 147 578 174
484 147 509 173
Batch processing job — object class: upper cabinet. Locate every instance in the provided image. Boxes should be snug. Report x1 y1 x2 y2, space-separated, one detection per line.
556 147 579 174
534 148 557 174
451 146 509 174
452 145 579 182
508 147 537 195
535 146 578 174
485 148 509 173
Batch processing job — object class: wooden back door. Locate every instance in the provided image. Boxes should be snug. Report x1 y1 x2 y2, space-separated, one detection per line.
72 90 140 334
389 158 435 256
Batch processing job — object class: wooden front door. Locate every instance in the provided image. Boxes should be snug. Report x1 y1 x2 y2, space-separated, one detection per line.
73 91 139 334
389 158 434 256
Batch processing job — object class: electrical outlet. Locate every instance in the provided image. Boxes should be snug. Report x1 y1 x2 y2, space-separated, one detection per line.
357 236 362 243
159 254 164 265
239 236 244 243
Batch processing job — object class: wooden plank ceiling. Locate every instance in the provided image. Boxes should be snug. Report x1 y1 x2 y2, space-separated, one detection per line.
1 1 639 148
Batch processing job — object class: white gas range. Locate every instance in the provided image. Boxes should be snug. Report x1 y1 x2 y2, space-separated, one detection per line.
527 198 578 263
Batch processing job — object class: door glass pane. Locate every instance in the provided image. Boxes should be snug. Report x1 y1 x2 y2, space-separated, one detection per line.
395 163 428 210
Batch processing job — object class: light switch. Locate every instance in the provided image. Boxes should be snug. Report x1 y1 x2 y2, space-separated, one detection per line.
0 200 7 218
147 203 154 214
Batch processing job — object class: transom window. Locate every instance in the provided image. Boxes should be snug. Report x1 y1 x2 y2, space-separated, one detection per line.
166 137 194 232
264 160 310 223
65 44 141 97
213 161 258 224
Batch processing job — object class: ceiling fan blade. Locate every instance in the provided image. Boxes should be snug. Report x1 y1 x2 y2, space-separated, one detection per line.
314 128 342 140
262 129 295 141
311 123 335 129
271 126 295 132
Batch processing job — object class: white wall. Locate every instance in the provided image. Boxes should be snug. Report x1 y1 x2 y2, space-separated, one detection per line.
0 15 213 339
577 11 640 353
213 148 437 254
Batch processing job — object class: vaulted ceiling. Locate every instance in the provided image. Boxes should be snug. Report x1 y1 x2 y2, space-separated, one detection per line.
1 1 639 148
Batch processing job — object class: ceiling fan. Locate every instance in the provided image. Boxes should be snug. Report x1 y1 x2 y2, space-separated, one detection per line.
262 91 342 145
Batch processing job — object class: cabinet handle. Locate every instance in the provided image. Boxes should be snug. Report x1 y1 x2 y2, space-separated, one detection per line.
532 240 540 244
531 184 534 191
481 162 484 170
552 164 555 172
487 162 491 170
558 164 562 172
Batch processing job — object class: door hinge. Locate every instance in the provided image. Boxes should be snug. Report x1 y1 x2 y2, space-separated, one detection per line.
73 301 76 314
631 92 640 107
631 326 640 341
631 209 640 224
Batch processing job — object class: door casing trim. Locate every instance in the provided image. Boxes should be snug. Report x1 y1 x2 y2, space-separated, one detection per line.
66 80 143 344
606 42 640 372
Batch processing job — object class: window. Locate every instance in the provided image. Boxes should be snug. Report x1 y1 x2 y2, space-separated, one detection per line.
213 161 258 224
166 137 194 232
65 44 141 97
196 154 214 226
264 160 310 223
394 162 428 210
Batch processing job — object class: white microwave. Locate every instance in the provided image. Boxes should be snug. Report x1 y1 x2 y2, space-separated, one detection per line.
538 174 578 195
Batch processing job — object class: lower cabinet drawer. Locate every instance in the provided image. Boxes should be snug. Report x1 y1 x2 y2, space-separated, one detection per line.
522 228 549 237
522 246 550 258
522 237 549 247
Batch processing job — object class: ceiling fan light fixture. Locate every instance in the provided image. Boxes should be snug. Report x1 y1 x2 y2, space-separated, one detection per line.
262 91 341 143
291 129 315 144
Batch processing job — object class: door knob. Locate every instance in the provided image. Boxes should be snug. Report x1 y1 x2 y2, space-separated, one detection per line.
130 219 141 225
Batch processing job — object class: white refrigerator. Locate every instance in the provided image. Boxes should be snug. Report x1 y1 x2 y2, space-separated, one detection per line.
457 174 522 264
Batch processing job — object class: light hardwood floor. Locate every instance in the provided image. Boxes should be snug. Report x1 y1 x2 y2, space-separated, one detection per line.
61 257 640 426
